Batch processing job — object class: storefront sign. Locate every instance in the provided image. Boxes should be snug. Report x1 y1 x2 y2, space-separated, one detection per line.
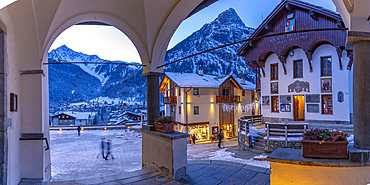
269 32 308 45
306 94 320 103
212 127 218 135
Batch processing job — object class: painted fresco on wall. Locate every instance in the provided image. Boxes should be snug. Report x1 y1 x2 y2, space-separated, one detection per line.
271 82 278 94
321 78 332 92
280 95 292 104
338 91 344 103
262 96 270 105
306 94 320 103
288 80 309 93
307 104 319 113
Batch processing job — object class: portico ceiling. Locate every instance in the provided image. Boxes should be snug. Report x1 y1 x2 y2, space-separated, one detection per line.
0 0 204 74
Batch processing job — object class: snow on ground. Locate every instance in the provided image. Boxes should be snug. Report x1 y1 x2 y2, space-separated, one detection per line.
207 149 269 168
50 129 267 181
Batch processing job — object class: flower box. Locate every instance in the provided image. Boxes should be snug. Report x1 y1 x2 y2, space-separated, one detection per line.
154 122 175 133
301 139 348 158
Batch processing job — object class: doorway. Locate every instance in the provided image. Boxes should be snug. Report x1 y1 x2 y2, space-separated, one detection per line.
293 95 305 121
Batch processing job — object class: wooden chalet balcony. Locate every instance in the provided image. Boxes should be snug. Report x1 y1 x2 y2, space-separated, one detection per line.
163 96 177 104
216 96 241 103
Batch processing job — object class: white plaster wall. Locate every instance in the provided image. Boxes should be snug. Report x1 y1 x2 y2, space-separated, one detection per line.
186 88 218 135
1 9 22 184
261 45 350 122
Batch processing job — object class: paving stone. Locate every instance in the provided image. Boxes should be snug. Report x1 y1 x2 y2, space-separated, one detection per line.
195 177 222 185
210 160 246 168
242 165 269 173
118 171 162 184
244 173 269 185
188 160 211 165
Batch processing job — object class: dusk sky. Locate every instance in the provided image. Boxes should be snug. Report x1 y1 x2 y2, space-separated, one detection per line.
49 0 337 63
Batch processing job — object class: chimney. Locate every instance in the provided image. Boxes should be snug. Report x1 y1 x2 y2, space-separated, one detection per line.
241 78 246 85
198 69 203 76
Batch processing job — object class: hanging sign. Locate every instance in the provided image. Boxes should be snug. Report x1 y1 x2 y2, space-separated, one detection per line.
285 19 295 32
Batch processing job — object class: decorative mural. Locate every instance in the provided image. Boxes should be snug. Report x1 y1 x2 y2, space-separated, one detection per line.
338 91 344 103
271 82 278 94
280 95 292 104
288 80 309 93
306 94 320 103
262 96 270 105
321 78 332 92
307 104 319 113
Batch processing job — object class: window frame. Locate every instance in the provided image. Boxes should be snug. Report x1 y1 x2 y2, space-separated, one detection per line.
322 95 333 114
293 59 303 78
242 90 245 96
271 63 278 80
321 56 332 76
193 88 199 95
194 106 199 115
271 96 279 112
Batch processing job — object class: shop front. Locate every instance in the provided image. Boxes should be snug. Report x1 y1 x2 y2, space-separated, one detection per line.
221 123 236 138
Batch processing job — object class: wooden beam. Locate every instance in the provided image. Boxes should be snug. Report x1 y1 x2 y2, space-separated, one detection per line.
304 50 313 72
347 54 353 70
336 47 343 70
278 55 287 75
309 10 318 20
256 61 266 77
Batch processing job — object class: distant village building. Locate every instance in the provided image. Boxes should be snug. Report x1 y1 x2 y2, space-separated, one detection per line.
159 71 256 141
237 0 353 124
52 112 94 126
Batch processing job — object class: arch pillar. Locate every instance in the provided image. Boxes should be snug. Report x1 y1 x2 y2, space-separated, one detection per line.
348 31 370 150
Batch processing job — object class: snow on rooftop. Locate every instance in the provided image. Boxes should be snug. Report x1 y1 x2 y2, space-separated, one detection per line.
166 72 255 89
235 77 255 90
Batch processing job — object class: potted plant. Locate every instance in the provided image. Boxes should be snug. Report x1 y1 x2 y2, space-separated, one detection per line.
301 128 349 158
154 116 177 133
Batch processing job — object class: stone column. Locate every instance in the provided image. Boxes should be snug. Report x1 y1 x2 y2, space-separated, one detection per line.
0 31 8 185
143 73 163 127
353 40 370 149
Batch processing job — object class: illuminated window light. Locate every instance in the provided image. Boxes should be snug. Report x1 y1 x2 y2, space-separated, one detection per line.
104 127 107 130
59 129 62 131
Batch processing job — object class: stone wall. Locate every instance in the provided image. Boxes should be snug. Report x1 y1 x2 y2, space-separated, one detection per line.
264 140 302 153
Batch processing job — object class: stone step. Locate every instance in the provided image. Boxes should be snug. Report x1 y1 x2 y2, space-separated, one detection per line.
254 142 264 147
252 145 264 151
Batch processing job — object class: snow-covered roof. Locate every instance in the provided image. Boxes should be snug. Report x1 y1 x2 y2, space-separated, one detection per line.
234 78 256 90
57 111 94 120
162 72 255 90
164 72 228 88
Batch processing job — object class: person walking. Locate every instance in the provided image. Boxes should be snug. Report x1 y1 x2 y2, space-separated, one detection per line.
217 129 223 148
105 140 114 160
192 134 197 144
77 125 81 136
101 137 106 159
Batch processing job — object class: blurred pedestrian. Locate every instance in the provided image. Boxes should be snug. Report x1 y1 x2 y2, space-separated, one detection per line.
217 129 223 148
105 140 114 160
77 125 81 136
192 134 197 144
101 137 106 159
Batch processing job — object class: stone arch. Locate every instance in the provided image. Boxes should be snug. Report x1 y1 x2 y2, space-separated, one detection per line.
42 11 148 70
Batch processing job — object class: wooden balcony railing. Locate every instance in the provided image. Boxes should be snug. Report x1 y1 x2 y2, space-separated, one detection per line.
163 96 177 104
216 96 241 103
